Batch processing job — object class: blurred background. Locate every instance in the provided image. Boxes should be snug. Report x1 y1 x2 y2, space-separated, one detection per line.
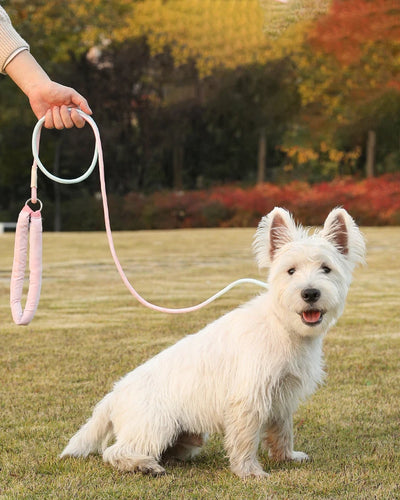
1 0 399 230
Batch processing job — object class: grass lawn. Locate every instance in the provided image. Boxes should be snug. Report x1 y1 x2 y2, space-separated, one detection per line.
0 226 399 499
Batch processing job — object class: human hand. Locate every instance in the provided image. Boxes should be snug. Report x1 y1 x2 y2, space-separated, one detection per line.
5 50 92 129
28 80 92 129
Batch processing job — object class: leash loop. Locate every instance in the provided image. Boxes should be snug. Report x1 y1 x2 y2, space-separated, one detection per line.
32 115 98 184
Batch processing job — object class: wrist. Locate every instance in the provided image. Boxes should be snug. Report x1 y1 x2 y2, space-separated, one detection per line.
5 50 51 98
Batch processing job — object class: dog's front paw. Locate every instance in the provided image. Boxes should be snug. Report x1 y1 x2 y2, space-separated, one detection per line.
289 451 309 462
135 462 166 477
231 461 269 479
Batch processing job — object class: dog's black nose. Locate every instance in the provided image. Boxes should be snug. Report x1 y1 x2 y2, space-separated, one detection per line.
301 288 321 303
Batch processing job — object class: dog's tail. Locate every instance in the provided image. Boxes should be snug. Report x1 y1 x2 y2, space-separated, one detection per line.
60 393 113 459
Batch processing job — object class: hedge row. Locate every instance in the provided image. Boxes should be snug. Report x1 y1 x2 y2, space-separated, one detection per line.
62 174 400 230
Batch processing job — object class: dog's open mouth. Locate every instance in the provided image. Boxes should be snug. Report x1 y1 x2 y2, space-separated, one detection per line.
301 310 324 326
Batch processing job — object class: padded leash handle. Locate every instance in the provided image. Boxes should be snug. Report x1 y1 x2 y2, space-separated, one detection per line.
10 203 43 325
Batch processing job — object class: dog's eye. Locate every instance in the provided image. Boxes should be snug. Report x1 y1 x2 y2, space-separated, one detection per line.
288 268 296 275
322 265 331 274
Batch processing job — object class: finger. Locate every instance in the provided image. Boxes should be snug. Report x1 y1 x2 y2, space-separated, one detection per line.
70 108 86 129
44 109 55 129
52 107 64 130
70 92 92 115
60 105 74 129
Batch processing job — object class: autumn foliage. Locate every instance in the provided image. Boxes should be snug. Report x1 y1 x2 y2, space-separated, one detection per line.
58 175 400 231
120 0 270 77
310 0 400 69
310 0 400 114
4 0 400 228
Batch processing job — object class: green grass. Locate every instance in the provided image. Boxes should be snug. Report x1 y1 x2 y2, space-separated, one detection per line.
0 227 399 499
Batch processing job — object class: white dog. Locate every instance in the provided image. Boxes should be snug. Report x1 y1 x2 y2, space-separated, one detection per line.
61 207 365 478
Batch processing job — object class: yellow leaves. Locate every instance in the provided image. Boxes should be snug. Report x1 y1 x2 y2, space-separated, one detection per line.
119 0 271 77
326 146 362 164
328 149 344 163
280 143 362 174
281 145 318 164
13 0 330 78
346 146 362 160
12 0 133 63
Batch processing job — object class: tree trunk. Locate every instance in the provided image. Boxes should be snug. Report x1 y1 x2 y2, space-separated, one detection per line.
257 128 267 184
365 130 376 178
173 141 183 191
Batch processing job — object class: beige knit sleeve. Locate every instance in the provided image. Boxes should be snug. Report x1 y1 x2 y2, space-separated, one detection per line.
0 6 30 74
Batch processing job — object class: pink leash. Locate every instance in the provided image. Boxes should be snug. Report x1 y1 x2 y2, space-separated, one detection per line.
10 110 267 325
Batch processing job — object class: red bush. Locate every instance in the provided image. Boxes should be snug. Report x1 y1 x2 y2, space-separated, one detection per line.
119 174 400 229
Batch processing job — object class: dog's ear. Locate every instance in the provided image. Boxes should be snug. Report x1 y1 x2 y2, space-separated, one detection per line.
321 208 366 267
253 207 298 268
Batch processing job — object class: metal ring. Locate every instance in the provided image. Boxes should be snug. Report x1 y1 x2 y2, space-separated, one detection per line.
25 198 43 212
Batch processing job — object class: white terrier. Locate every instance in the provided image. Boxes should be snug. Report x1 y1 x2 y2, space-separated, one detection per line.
61 207 365 478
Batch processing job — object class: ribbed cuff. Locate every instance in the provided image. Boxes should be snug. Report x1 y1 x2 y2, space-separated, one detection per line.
0 20 30 73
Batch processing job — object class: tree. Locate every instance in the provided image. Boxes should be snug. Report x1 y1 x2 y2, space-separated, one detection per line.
310 0 399 75
194 59 300 185
118 0 272 77
273 0 400 176
7 0 132 66
297 0 400 122
109 0 303 187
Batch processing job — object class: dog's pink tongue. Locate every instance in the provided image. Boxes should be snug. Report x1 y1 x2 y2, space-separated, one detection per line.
302 310 321 323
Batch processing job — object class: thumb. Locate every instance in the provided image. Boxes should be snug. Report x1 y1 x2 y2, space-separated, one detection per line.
71 91 92 115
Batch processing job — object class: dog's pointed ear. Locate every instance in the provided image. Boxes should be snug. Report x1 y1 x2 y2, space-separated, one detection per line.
253 207 298 269
321 208 366 267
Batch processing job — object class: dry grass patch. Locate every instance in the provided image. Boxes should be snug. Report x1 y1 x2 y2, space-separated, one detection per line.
0 226 399 499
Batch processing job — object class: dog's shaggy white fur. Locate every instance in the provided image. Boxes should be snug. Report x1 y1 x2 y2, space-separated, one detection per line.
61 207 365 478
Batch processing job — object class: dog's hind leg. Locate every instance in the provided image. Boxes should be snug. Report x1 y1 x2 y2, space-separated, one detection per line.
224 405 268 478
262 416 309 462
163 432 208 461
103 441 166 476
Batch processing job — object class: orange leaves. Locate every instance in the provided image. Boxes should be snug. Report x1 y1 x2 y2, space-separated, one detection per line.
306 0 400 98
286 0 400 135
309 0 400 66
